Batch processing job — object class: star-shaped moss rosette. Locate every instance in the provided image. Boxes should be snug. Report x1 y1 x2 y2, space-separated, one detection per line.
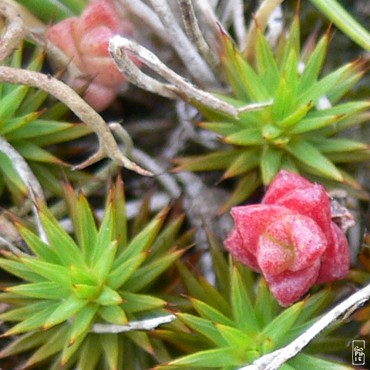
0 178 188 369
0 42 91 201
153 233 352 370
173 16 370 209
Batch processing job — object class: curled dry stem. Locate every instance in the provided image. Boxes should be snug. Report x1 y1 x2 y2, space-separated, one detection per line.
109 35 272 118
0 66 153 176
0 0 26 62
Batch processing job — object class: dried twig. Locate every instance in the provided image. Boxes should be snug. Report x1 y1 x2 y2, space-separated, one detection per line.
244 0 285 62
109 35 272 118
239 283 370 370
177 0 220 73
0 137 47 243
0 1 26 62
91 314 176 333
0 66 152 176
232 0 247 49
148 0 219 87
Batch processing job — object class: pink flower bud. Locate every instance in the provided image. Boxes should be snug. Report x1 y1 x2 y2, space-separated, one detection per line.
47 0 136 111
225 170 350 306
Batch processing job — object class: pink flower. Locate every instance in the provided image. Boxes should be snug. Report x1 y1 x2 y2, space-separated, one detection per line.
47 0 136 111
225 170 350 306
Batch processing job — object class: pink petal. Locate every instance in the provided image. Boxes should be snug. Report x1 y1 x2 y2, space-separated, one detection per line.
270 184 332 240
47 18 83 67
230 204 291 254
78 0 126 34
263 170 312 204
258 214 327 276
316 222 350 283
265 261 320 306
225 228 260 271
80 26 114 57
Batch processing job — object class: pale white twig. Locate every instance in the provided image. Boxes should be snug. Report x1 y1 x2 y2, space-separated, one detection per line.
148 0 219 87
132 148 181 198
108 122 134 157
0 137 47 243
0 1 26 62
0 66 152 176
91 314 176 333
109 36 273 118
177 0 220 72
232 0 247 49
239 283 370 370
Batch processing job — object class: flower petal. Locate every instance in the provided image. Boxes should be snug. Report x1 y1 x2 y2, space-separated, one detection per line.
226 205 291 270
316 222 350 283
225 228 260 271
262 170 312 204
258 214 327 276
265 261 320 306
269 184 332 239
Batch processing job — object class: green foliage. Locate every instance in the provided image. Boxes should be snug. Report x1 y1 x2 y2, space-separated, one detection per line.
0 178 187 369
15 0 88 22
153 234 351 370
0 42 92 201
174 17 370 208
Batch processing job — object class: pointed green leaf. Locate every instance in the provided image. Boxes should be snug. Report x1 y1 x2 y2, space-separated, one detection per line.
0 326 60 358
99 305 128 325
0 85 29 120
94 240 118 283
260 146 283 185
224 128 263 146
68 304 98 345
126 249 184 292
13 141 63 164
77 335 102 370
310 137 369 153
178 313 227 347
0 300 51 322
3 302 60 335
254 278 279 328
0 257 45 283
0 111 42 136
107 252 148 290
61 328 88 366
20 257 70 285
6 281 70 299
276 101 313 129
72 283 100 300
173 151 239 172
192 298 234 327
287 139 343 181
43 296 87 329
255 27 280 92
64 185 97 261
95 286 123 306
223 150 260 179
121 291 165 313
231 266 259 335
199 121 240 136
19 324 69 368
216 323 254 350
101 334 119 370
168 346 238 368
288 353 352 370
261 301 305 346
38 203 85 267
113 208 168 267
17 224 60 264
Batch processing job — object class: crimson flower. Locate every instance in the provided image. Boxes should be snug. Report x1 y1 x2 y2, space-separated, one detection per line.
47 0 135 111
225 170 350 306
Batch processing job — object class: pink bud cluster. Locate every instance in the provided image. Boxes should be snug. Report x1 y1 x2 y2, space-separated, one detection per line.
225 170 350 306
47 0 136 111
